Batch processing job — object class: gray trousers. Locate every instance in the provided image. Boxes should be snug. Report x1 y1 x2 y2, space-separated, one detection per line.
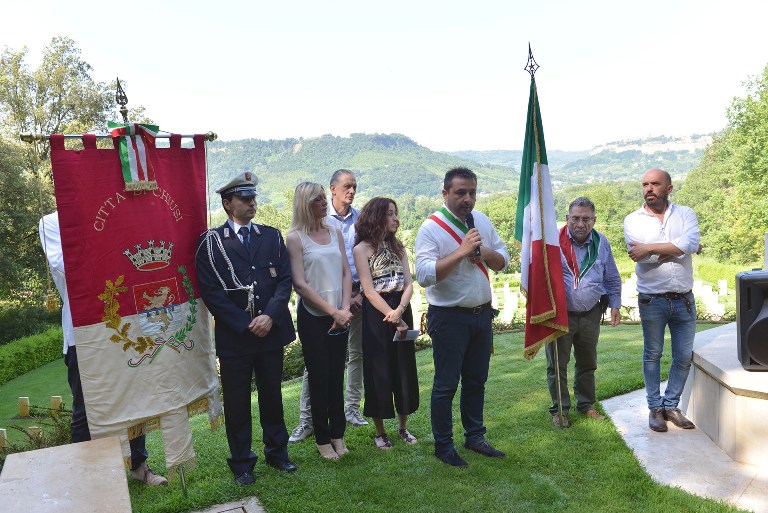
299 312 363 423
546 305 602 414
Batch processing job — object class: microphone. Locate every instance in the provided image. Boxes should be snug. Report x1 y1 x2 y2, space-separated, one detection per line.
465 213 481 257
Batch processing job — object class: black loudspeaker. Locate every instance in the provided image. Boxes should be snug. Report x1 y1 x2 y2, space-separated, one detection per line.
736 270 768 371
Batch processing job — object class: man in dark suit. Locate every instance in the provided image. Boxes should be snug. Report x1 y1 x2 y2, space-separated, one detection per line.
195 171 296 485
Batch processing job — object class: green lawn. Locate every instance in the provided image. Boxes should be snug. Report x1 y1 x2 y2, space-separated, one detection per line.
0 358 70 443
1 324 745 513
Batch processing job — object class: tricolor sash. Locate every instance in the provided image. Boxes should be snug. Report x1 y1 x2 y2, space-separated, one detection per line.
559 225 600 287
428 207 489 281
107 121 160 191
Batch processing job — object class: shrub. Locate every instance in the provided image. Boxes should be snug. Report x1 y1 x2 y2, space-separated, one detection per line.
283 340 305 381
695 257 759 291
0 327 63 386
0 304 61 345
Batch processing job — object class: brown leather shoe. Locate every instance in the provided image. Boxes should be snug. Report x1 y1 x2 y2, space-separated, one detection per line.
129 462 168 486
649 408 668 432
582 408 606 421
552 413 570 428
664 408 695 429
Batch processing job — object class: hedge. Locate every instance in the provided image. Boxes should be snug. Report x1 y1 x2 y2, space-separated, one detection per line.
0 304 61 345
0 327 63 386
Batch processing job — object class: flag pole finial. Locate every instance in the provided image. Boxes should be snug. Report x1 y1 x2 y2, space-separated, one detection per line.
115 77 129 123
524 43 539 79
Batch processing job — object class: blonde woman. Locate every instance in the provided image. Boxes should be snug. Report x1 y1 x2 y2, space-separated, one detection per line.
352 197 419 449
286 182 353 460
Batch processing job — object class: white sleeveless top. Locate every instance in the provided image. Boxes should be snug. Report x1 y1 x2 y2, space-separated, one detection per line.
297 228 344 317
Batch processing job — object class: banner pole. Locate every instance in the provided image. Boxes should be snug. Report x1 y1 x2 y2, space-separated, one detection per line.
20 132 217 142
553 338 566 428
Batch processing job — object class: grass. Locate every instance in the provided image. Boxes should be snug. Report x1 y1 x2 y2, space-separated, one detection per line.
0 358 70 443
1 324 746 512
129 323 743 513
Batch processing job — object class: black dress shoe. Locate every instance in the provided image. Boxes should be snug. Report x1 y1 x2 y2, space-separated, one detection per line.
649 408 668 432
234 471 255 485
664 408 695 429
464 440 506 458
266 458 298 473
435 449 468 468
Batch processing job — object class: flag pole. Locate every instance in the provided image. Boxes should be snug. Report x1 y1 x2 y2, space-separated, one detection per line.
524 44 566 429
115 77 130 124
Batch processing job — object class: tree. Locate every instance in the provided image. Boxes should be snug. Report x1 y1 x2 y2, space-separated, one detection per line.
0 37 112 304
0 138 47 303
677 63 768 264
0 36 112 170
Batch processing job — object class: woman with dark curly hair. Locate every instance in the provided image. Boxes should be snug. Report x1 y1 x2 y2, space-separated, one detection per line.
353 197 419 449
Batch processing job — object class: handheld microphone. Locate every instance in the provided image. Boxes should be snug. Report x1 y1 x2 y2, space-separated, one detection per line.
465 213 481 257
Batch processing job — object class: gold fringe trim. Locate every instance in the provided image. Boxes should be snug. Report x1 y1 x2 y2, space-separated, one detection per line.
167 457 198 479
523 327 567 361
127 417 162 439
124 180 158 191
187 397 209 417
210 413 224 432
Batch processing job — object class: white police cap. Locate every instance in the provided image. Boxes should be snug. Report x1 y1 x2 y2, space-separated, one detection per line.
216 171 258 197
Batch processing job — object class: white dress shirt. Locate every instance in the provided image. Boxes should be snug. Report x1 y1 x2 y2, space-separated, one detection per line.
326 202 360 283
415 206 509 308
623 203 700 294
39 212 75 354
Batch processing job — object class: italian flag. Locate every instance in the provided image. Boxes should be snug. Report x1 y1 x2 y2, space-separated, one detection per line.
514 77 569 359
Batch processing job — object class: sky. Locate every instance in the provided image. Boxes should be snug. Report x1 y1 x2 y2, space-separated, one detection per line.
2 0 766 152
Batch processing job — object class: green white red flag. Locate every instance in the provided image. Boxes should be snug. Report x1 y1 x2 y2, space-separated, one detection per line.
514 77 568 359
107 121 160 191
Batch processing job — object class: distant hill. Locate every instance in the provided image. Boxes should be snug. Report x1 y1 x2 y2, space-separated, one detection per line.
446 150 589 170
206 133 519 207
554 134 711 186
205 133 712 206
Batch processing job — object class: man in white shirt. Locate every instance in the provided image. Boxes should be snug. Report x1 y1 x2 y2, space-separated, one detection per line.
415 167 509 467
623 168 701 433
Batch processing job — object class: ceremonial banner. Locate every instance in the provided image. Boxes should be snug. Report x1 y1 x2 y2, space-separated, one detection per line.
514 78 569 359
50 133 221 471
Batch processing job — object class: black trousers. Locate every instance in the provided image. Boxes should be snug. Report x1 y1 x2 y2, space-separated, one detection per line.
219 348 289 475
362 292 419 419
297 302 347 445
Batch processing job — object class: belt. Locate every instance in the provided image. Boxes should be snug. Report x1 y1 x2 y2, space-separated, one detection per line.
648 290 691 300
568 303 600 317
432 302 491 315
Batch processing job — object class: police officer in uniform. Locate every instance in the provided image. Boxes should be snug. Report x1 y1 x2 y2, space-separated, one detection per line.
195 172 296 485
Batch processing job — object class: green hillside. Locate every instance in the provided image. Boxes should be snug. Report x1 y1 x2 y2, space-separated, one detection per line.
205 133 520 207
206 133 710 209
557 149 705 185
447 149 589 170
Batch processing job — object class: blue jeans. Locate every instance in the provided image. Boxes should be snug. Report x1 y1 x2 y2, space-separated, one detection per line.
427 305 492 455
638 292 696 410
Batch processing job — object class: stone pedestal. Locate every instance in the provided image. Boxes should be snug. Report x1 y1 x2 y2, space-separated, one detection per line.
0 436 131 512
681 323 768 467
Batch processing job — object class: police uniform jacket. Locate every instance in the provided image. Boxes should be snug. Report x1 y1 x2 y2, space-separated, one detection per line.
195 222 295 358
